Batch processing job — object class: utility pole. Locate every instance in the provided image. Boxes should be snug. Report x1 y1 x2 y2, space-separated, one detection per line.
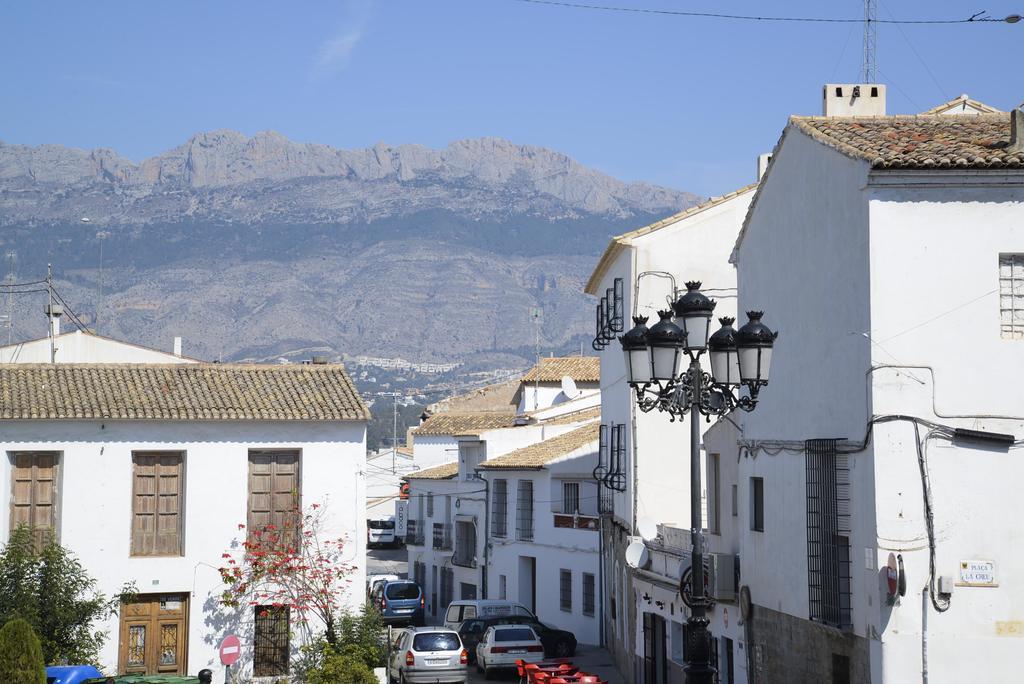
862 0 877 82
530 306 543 410
95 228 108 333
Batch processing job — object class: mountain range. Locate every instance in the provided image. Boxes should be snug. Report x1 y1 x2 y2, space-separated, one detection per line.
0 131 699 368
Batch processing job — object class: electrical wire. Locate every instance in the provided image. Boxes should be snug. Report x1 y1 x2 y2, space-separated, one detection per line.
507 0 1010 24
49 287 88 332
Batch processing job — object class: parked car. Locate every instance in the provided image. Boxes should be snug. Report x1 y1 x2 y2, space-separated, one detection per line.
367 572 401 598
368 517 399 548
458 615 577 660
372 579 425 626
387 626 468 684
475 625 544 679
442 599 535 630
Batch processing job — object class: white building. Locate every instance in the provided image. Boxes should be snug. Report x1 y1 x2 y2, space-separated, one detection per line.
708 104 1024 682
585 185 756 682
478 422 602 646
0 329 195 364
0 362 369 679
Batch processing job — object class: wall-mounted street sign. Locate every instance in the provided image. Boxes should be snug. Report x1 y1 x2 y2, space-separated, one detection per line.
958 559 997 587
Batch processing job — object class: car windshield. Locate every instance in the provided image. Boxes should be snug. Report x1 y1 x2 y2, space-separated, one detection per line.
494 628 535 642
385 583 420 600
368 520 395 529
413 632 461 652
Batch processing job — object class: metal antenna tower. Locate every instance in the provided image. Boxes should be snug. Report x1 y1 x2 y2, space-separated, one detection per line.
862 0 877 82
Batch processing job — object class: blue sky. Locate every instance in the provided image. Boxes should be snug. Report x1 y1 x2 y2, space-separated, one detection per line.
2 0 1021 197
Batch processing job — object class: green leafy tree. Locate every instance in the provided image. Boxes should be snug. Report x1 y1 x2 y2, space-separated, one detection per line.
0 527 133 665
0 618 46 684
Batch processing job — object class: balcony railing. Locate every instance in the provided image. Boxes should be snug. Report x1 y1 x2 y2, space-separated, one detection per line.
433 523 452 551
406 520 425 546
553 513 599 531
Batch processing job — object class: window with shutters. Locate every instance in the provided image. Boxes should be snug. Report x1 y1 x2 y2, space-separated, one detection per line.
9 452 60 546
253 605 289 677
131 452 184 556
492 479 508 537
1000 254 1024 339
559 569 572 612
583 572 595 616
516 480 534 541
247 450 301 548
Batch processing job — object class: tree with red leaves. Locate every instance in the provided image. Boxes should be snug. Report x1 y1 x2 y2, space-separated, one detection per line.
218 502 356 645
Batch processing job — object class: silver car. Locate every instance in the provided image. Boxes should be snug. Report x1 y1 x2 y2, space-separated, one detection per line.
388 627 468 684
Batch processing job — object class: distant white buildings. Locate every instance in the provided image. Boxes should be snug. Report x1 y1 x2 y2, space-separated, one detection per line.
403 358 603 644
0 336 369 680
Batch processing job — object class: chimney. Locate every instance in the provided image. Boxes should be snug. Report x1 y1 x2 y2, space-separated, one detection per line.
1011 107 1024 154
44 303 62 338
823 84 886 117
173 336 182 357
311 355 329 365
757 153 772 180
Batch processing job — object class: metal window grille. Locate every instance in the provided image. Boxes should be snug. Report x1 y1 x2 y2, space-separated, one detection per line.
253 606 289 677
559 569 572 612
592 424 609 483
414 561 426 589
592 277 625 349
602 424 628 492
583 572 595 616
562 482 580 514
806 438 852 630
440 567 454 609
432 522 451 550
454 521 477 567
492 479 508 537
516 480 534 541
750 477 764 532
1000 254 1024 339
499 574 507 600
427 493 434 518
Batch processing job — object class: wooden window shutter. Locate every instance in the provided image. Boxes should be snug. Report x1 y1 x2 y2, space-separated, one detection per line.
132 453 184 556
247 451 300 547
10 452 59 547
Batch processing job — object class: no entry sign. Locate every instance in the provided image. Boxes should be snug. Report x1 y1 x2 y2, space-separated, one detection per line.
220 634 241 666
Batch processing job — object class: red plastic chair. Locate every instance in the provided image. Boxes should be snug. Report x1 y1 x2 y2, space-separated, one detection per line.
579 677 601 684
549 678 570 684
534 673 552 684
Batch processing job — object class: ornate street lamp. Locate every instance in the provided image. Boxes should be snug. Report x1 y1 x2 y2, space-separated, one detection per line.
620 282 777 684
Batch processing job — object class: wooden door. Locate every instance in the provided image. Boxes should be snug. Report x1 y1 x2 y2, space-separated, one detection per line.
118 594 188 675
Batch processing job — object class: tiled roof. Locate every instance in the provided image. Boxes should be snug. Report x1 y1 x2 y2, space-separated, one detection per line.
792 114 1024 169
426 377 520 414
405 461 459 480
412 412 518 436
585 185 757 295
520 357 600 383
477 422 599 470
921 94 1002 116
0 363 370 421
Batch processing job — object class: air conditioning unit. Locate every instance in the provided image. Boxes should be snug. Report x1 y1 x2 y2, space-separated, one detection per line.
708 553 737 602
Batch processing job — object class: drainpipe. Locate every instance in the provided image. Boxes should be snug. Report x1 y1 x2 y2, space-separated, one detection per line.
922 587 929 683
472 471 490 599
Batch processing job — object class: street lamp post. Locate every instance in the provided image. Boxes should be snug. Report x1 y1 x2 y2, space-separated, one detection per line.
619 281 777 684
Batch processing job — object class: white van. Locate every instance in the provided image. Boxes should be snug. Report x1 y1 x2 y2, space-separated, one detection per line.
443 600 536 630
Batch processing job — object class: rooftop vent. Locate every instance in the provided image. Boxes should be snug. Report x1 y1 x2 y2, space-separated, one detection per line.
1010 106 1024 154
823 84 886 117
310 355 329 365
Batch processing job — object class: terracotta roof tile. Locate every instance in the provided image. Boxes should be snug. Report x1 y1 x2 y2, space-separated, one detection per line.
921 94 1002 116
412 412 518 436
0 363 369 421
792 113 1024 169
521 357 600 383
405 461 459 480
477 422 599 470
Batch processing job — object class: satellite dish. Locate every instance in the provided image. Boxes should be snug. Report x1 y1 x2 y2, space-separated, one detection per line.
637 517 658 542
624 541 650 570
560 375 579 399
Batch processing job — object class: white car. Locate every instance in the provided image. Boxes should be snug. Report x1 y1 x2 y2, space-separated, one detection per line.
368 517 399 547
474 625 544 679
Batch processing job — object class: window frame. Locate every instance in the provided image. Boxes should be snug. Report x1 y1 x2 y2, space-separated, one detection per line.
130 451 185 557
253 605 290 677
9 451 62 545
582 572 595 616
247 449 301 548
559 569 572 612
750 477 764 532
999 253 1024 339
707 453 720 534
562 481 581 515
492 479 508 538
516 480 534 541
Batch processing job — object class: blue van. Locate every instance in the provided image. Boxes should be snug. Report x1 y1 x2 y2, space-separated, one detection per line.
372 579 425 626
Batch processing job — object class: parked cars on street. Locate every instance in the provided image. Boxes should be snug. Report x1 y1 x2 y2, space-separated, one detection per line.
368 516 400 548
474 625 545 679
442 599 535 630
458 615 577 661
373 579 426 626
367 572 402 598
387 626 468 684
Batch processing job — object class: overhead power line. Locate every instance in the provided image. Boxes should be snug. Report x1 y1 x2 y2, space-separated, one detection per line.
507 0 1020 25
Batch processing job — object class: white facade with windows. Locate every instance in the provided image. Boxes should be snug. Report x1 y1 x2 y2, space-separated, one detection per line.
585 186 755 682
0 364 368 680
710 110 1024 683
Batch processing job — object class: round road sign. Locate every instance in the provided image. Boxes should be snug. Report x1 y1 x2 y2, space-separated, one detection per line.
220 634 241 666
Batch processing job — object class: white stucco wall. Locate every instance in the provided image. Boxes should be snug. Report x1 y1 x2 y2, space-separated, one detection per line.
410 434 460 471
0 419 366 679
0 330 195 363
